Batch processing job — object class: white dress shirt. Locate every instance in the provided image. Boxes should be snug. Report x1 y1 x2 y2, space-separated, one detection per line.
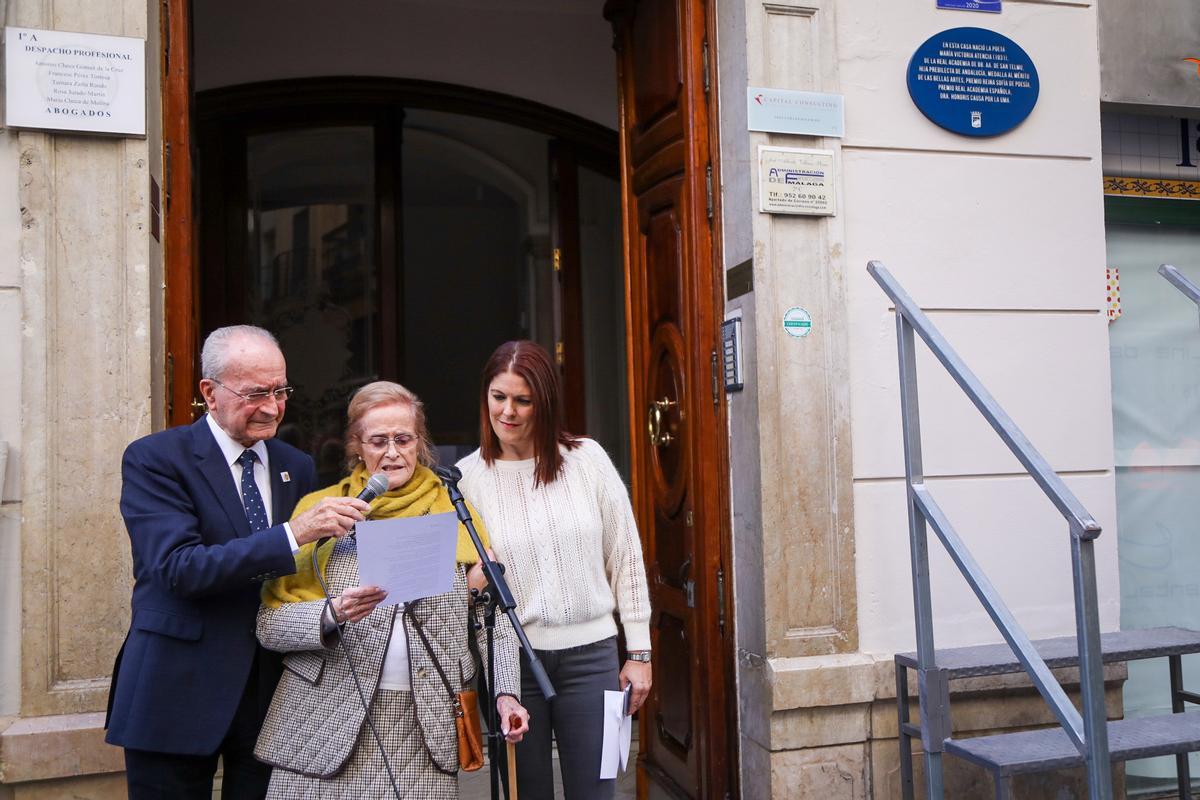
205 414 300 553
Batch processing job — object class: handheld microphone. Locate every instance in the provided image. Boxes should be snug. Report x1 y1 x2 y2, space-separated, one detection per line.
357 472 390 504
317 472 389 547
347 472 389 539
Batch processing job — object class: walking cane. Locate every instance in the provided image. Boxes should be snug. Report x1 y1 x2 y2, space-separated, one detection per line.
506 715 520 800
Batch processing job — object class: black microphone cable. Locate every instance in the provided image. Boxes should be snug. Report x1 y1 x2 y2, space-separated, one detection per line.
308 472 402 800
312 544 401 799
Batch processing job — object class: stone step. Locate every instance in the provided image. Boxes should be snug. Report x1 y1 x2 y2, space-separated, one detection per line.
944 712 1200 777
896 626 1200 679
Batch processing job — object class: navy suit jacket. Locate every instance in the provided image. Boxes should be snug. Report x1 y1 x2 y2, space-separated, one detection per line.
105 416 316 755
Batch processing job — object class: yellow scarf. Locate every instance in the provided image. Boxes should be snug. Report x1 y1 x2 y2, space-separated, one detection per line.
261 463 489 609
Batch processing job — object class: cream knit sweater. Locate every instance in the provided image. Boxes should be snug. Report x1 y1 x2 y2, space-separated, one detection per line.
457 439 651 652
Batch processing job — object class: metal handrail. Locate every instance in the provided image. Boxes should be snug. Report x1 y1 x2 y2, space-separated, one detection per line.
870 263 1101 540
911 485 1085 747
868 261 1113 800
1160 264 1200 324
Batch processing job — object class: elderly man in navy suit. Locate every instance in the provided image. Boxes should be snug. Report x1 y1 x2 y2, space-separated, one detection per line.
106 325 371 799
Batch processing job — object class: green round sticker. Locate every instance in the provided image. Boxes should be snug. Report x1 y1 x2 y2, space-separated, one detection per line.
782 307 812 338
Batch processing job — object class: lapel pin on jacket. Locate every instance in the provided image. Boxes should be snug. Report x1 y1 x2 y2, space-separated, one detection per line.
280 471 291 483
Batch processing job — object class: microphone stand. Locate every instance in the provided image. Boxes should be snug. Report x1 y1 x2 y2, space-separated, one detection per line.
434 465 555 800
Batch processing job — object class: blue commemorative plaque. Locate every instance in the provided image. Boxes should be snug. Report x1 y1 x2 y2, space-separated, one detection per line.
906 27 1038 137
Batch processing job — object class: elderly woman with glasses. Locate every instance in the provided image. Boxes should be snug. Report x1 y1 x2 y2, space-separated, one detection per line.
252 380 529 799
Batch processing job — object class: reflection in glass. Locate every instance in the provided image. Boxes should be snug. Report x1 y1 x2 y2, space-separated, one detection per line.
1107 224 1200 796
578 164 629 481
245 126 377 485
401 112 545 458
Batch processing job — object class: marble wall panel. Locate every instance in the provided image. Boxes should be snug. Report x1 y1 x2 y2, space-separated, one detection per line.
770 741 868 799
746 0 859 658
19 130 149 714
8 0 156 724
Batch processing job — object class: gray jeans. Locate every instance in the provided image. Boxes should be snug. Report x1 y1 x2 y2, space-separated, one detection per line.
515 636 620 800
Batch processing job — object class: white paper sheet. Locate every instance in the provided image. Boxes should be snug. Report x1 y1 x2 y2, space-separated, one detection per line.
619 685 632 769
599 686 633 779
353 511 459 605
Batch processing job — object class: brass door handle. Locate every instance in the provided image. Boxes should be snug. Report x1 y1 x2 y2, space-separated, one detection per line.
190 398 207 416
647 397 677 448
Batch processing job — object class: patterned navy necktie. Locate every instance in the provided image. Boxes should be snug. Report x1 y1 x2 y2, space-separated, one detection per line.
237 449 270 532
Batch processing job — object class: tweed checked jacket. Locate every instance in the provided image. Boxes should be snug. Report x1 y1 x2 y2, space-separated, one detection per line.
253 535 520 778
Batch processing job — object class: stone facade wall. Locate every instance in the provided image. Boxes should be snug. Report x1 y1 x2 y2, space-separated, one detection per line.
0 0 161 796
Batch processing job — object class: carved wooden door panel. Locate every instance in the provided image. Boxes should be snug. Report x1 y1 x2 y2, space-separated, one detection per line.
607 0 733 797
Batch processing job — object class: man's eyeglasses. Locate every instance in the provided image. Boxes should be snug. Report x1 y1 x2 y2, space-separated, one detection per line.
212 379 294 404
361 433 418 452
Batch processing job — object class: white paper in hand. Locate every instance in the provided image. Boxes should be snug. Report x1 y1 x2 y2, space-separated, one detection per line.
354 511 458 605
619 685 632 770
600 688 633 779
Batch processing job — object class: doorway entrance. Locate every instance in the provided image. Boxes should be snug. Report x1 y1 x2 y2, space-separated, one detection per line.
162 1 734 796
194 80 628 482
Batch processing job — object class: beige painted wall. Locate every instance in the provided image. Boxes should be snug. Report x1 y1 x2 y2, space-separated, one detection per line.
839 0 1117 656
726 0 1116 663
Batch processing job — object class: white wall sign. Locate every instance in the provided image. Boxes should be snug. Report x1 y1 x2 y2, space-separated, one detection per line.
758 146 836 216
5 26 146 136
747 87 844 137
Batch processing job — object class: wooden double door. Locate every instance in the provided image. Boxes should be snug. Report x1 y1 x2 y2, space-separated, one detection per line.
162 0 733 796
606 0 735 797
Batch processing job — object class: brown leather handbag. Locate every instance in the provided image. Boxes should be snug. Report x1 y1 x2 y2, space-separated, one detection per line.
409 610 486 772
451 687 486 771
